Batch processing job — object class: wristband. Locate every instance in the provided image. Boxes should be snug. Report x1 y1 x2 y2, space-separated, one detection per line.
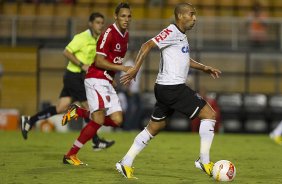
78 62 84 68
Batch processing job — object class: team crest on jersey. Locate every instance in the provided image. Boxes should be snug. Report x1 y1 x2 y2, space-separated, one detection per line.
114 43 121 52
154 28 173 42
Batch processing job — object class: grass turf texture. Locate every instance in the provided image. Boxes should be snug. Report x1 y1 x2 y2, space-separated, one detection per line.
0 131 282 184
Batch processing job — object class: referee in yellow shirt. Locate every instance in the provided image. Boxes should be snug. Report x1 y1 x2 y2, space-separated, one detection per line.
21 12 115 150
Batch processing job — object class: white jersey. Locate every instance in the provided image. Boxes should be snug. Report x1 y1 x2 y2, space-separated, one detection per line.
152 24 190 85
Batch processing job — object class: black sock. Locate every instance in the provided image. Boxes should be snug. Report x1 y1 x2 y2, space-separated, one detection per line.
29 106 57 128
92 134 100 144
84 117 91 123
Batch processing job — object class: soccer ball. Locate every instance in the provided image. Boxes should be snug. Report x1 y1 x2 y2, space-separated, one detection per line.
212 160 236 182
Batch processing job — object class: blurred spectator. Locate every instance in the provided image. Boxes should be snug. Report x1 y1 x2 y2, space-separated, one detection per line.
122 51 144 131
247 1 268 49
191 87 221 132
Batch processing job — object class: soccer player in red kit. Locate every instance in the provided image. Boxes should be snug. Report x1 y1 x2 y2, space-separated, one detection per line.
62 2 132 166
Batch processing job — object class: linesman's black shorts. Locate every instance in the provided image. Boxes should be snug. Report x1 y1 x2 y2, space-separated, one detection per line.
59 70 87 102
151 83 206 122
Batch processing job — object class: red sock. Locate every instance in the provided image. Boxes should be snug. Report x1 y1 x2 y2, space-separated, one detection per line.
76 107 90 119
66 145 80 157
66 120 101 156
104 117 119 127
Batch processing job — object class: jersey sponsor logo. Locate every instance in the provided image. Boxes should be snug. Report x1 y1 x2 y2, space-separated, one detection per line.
114 43 121 52
154 28 173 42
113 57 123 64
104 71 113 81
181 46 189 53
100 28 112 49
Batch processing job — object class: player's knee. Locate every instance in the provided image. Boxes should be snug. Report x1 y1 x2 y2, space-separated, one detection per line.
198 105 216 120
208 111 216 120
146 120 165 136
112 116 123 126
56 104 68 114
91 112 105 125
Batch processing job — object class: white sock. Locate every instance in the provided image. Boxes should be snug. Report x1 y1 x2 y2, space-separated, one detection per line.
199 119 216 164
121 128 153 167
74 140 84 148
271 121 282 136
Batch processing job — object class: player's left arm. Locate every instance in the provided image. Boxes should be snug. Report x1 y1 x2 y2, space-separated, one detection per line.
190 58 221 79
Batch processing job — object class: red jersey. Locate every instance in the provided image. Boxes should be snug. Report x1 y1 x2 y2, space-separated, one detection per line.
85 23 129 82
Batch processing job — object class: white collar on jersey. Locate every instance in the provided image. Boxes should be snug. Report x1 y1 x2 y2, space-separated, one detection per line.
113 23 128 38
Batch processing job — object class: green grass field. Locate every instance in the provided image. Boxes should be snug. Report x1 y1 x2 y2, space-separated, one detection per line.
0 131 282 184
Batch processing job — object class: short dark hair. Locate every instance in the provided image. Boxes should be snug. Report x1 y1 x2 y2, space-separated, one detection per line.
174 3 194 20
89 12 104 22
115 2 130 15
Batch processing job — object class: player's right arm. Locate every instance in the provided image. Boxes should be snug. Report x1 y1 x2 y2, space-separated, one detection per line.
63 49 89 72
95 54 131 72
120 40 156 85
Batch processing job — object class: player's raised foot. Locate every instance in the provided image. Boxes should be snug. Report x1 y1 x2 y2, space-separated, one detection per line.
62 104 80 126
93 138 115 151
195 157 214 176
116 161 137 179
269 134 282 145
21 116 31 140
63 155 87 166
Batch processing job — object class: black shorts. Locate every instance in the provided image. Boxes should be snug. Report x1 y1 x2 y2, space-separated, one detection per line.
151 83 206 121
59 70 87 102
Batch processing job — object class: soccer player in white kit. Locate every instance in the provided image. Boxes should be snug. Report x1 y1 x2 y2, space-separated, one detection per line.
116 3 221 179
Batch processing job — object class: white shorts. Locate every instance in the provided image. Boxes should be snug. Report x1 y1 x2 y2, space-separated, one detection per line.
84 78 122 116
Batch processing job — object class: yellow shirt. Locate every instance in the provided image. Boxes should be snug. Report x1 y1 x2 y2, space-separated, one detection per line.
65 29 98 73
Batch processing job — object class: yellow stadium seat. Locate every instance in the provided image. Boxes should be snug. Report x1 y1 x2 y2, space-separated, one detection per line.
201 8 216 16
218 0 235 6
272 0 282 7
91 4 109 17
166 0 182 6
162 6 174 19
18 3 37 16
17 3 37 37
76 0 93 4
272 11 282 18
236 0 252 17
2 3 18 15
146 6 162 19
198 0 216 6
218 0 235 16
73 5 91 18
128 0 145 5
93 0 110 4
0 19 12 37
36 4 55 38
37 3 55 17
131 5 145 19
53 4 71 37
54 4 73 18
